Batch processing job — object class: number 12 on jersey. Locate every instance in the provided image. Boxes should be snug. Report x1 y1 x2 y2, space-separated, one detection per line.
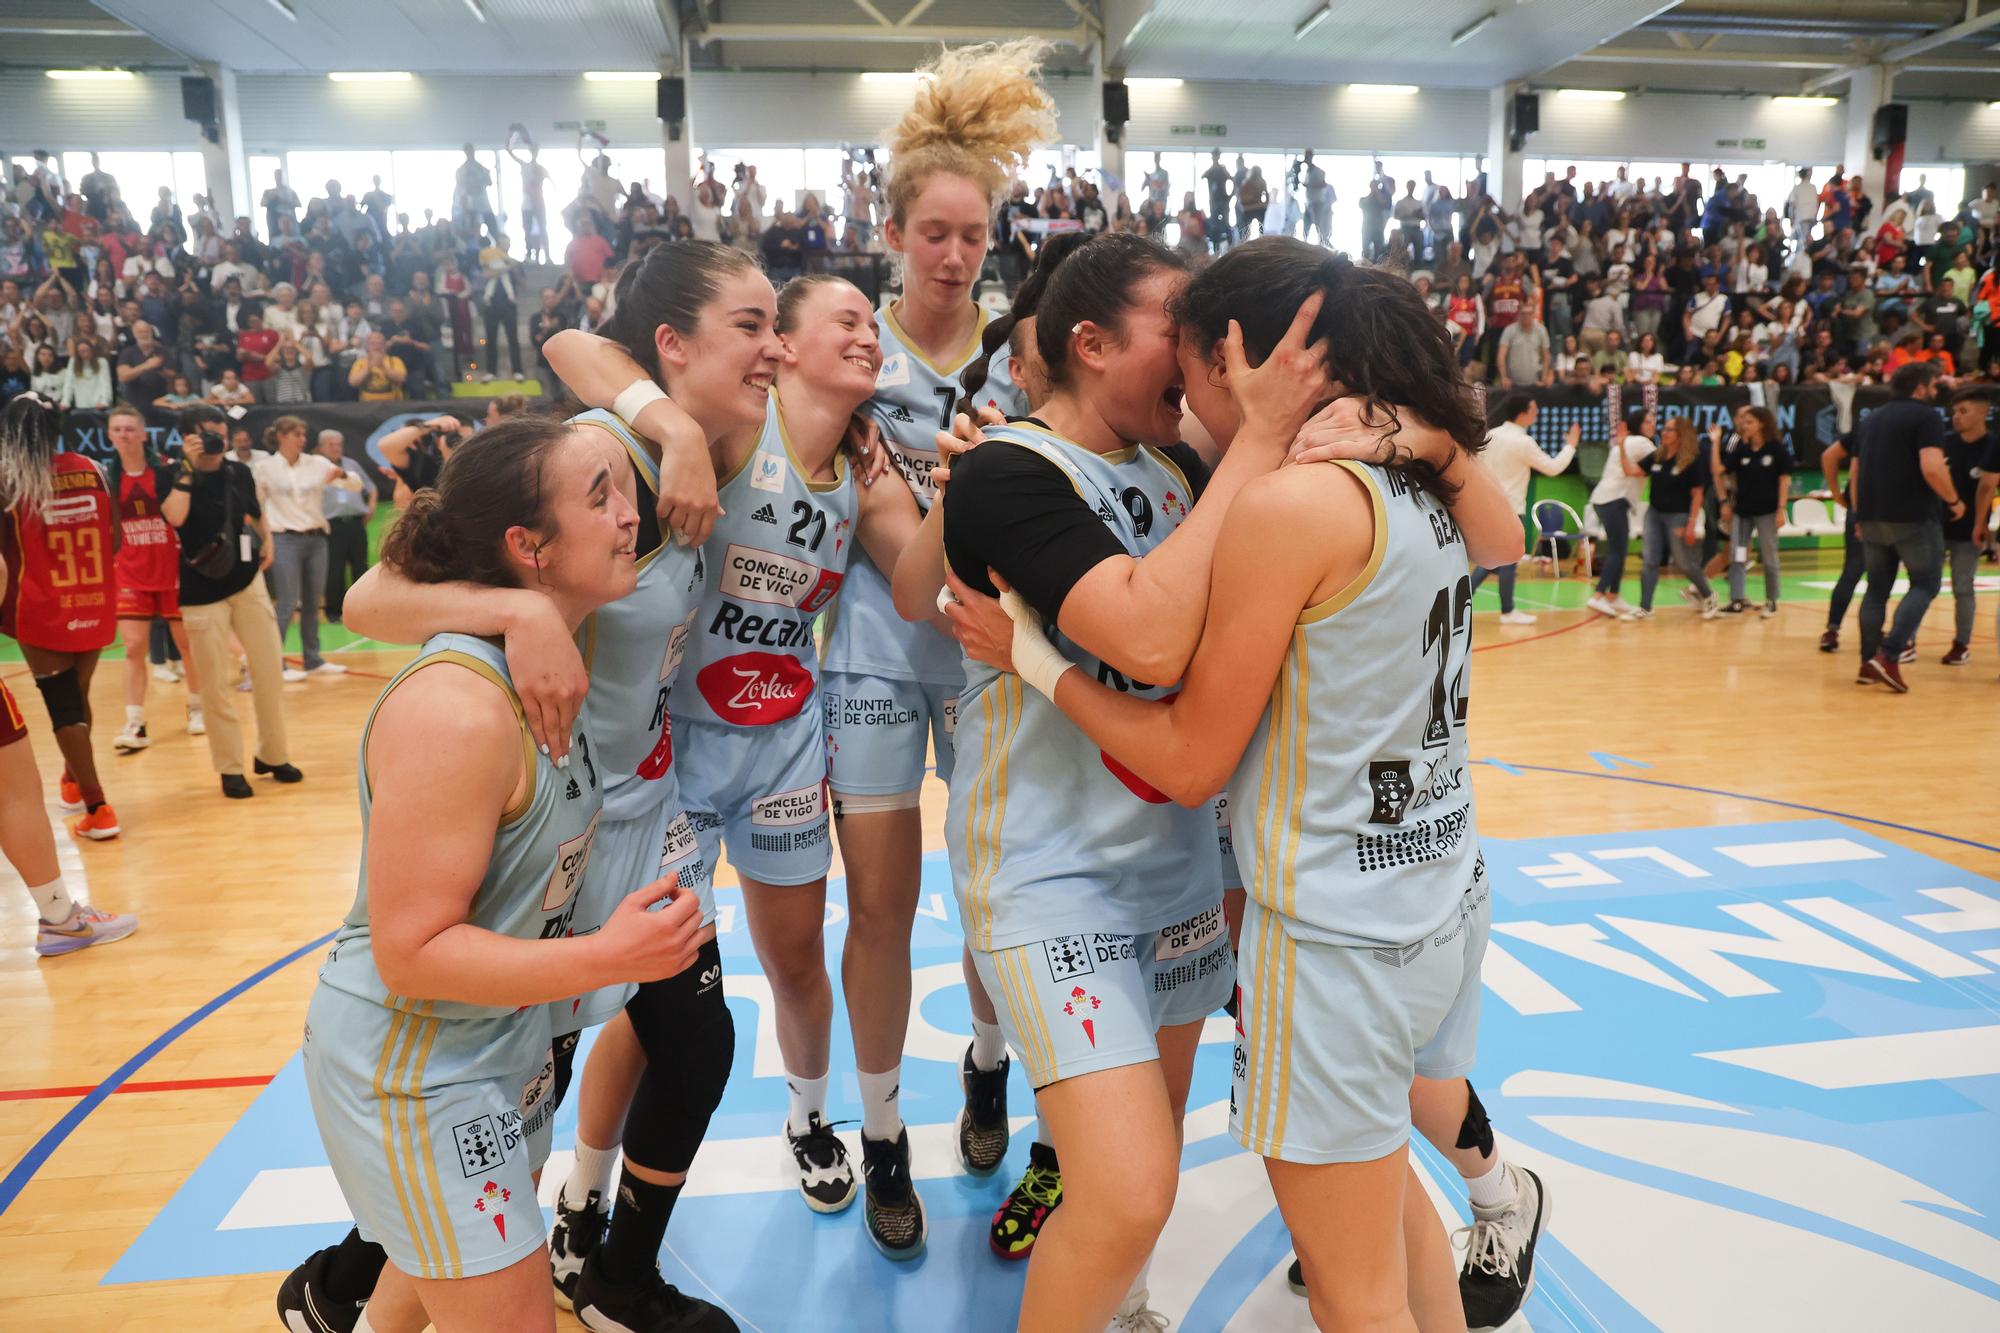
1421 575 1471 748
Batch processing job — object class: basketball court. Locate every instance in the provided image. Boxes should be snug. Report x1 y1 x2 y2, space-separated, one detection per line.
5 577 1998 1331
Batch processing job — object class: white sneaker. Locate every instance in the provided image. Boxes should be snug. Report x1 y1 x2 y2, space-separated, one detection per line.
1585 593 1616 616
150 663 180 684
1611 597 1639 617
1107 1291 1171 1332
282 667 308 683
1700 595 1720 621
187 705 206 737
1498 610 1537 626
307 661 348 676
112 720 150 752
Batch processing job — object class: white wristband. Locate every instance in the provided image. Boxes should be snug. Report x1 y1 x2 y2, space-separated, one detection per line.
999 589 1074 701
612 378 668 427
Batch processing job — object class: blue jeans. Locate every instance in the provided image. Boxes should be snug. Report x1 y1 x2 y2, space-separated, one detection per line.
269 530 330 669
1640 508 1710 610
1728 511 1781 606
1827 508 1866 630
1859 520 1944 664
1469 562 1517 612
1593 499 1631 595
1947 539 1981 647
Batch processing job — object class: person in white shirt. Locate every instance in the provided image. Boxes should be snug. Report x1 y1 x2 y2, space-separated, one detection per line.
209 242 261 296
1785 168 1820 246
1587 407 1658 617
1470 395 1580 624
249 415 363 681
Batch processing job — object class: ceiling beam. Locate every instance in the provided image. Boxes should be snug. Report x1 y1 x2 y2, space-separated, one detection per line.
1800 3 2000 91
1574 46 1849 70
697 22 1093 47
0 18 144 37
850 0 894 27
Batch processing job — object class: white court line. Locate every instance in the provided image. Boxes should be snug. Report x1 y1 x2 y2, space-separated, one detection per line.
1697 1025 2000 1089
1712 837 1882 868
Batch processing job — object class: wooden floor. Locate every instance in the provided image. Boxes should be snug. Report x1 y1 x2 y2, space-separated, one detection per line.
2 581 1996 1331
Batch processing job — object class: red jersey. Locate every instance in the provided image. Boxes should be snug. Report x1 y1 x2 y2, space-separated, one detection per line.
114 461 181 593
1 453 118 652
237 327 279 382
1446 294 1481 340
1488 275 1525 329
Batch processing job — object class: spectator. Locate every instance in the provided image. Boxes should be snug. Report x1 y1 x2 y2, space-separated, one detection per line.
315 428 377 627
263 336 314 404
115 320 169 405
161 405 298 798
261 170 300 241
1587 406 1656 618
1497 306 1552 388
1916 276 1967 352
251 414 363 680
30 343 65 400
236 307 279 387
347 331 406 401
1470 395 1579 624
59 336 113 409
1393 181 1425 257
154 371 203 411
1853 361 1960 690
761 208 805 281
209 368 255 408
477 235 522 379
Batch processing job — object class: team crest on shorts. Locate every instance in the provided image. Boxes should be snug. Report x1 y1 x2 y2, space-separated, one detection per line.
1062 985 1102 1047
451 1116 506 1178
1042 934 1095 982
471 1180 511 1240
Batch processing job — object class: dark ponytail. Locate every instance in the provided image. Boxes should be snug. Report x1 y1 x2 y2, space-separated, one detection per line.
1171 237 1484 499
380 416 572 587
600 239 759 383
1035 233 1188 389
957 229 1088 413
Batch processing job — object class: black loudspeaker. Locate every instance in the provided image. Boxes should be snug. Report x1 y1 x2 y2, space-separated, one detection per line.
181 76 217 126
657 76 686 123
1872 103 1908 155
1512 91 1539 136
1102 80 1130 124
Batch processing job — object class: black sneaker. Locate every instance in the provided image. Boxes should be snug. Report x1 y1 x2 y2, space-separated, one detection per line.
549 1188 608 1311
222 774 254 799
1459 1163 1550 1332
1286 1256 1306 1295
861 1128 928 1260
1717 599 1750 615
784 1112 857 1213
955 1045 1010 1175
574 1256 738 1333
989 1140 1062 1260
256 758 304 782
276 1243 370 1333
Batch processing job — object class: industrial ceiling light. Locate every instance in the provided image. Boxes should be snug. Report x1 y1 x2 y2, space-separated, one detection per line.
860 71 930 83
1125 77 1184 88
1452 11 1496 46
1558 88 1625 101
584 71 660 81
46 68 134 80
1773 95 1836 106
1351 83 1418 95
1295 5 1331 40
328 71 413 82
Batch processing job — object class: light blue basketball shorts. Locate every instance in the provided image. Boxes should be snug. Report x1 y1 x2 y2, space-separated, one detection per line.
303 985 555 1280
822 669 958 795
552 797 715 1037
1232 869 1490 1165
679 711 831 887
972 900 1234 1090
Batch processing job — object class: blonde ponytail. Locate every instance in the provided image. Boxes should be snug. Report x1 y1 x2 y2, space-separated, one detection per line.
884 39 1057 224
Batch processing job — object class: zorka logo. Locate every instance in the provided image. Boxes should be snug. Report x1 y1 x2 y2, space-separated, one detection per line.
1100 692 1177 803
697 652 814 725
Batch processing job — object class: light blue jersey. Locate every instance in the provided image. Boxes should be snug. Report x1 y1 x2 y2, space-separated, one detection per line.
676 388 855 884
1232 460 1480 950
948 423 1213 952
555 412 711 1035
820 304 986 687
677 387 855 730
318 633 602 1021
970 343 1029 421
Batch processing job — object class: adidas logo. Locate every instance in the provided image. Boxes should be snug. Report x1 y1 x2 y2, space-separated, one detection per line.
1096 500 1117 524
751 503 777 525
886 405 915 423
564 775 582 800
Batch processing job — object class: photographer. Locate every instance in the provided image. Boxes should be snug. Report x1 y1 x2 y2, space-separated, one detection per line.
162 405 298 799
376 412 468 507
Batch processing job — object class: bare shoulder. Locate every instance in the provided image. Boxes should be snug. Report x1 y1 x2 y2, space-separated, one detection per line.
366 661 522 787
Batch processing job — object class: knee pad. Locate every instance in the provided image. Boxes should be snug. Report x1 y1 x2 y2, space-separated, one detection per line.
1456 1080 1495 1158
622 940 735 1173
33 668 86 731
549 1030 581 1118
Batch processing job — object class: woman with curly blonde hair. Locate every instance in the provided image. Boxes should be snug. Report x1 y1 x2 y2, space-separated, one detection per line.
811 39 1060 1262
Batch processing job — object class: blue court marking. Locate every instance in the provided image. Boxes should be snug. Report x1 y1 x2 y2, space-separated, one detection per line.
0 928 339 1218
1505 763 2000 857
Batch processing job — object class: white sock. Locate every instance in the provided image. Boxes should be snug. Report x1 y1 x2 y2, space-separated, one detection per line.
859 1066 903 1141
561 1139 618 1210
1034 1107 1052 1149
125 705 144 725
969 1017 1006 1071
353 1310 376 1333
28 876 75 924
785 1071 828 1135
1465 1157 1513 1210
1119 1256 1154 1310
